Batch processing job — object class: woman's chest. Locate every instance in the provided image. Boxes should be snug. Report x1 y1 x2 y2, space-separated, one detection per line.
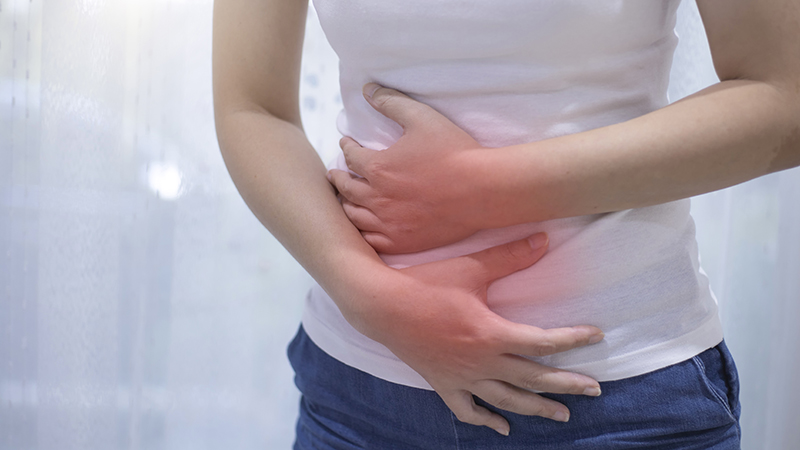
313 0 680 65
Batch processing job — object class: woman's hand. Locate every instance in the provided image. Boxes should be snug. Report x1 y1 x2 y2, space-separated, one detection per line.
328 84 496 254
348 233 604 436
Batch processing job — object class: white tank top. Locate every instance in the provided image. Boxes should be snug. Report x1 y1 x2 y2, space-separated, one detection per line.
302 0 723 389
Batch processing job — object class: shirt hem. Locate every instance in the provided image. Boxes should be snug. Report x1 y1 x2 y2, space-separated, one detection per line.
300 292 724 390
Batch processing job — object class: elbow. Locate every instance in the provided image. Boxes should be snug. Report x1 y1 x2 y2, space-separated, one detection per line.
751 73 800 174
768 122 800 173
767 86 800 173
772 77 800 172
213 82 303 135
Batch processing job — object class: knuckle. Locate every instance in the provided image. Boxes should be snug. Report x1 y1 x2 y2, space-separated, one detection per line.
365 159 386 177
373 196 392 211
452 409 477 425
456 318 496 347
365 235 391 253
568 380 589 395
417 108 437 124
532 339 558 357
493 394 517 412
337 182 352 199
528 402 550 418
342 145 358 163
520 371 546 390
497 241 530 265
372 90 394 108
506 239 533 259
395 217 419 236
363 233 379 246
496 244 518 266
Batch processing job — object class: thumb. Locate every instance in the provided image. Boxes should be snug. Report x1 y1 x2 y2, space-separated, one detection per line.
461 233 550 286
363 83 440 130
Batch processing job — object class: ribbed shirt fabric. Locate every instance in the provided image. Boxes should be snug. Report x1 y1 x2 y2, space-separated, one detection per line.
302 0 723 389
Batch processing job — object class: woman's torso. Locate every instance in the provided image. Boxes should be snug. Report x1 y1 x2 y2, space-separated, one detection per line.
302 0 723 388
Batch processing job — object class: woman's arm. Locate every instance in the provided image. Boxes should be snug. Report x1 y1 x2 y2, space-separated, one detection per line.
489 0 800 225
212 0 604 434
329 0 800 254
213 0 378 316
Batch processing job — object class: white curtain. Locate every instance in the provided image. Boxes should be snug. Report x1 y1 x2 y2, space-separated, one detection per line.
0 1 797 449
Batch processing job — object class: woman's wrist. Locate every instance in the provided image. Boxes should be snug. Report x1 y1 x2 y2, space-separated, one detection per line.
316 247 399 338
466 144 553 230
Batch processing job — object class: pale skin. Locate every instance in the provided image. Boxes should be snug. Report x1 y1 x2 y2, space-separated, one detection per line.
213 0 800 438
213 0 604 437
329 1 800 254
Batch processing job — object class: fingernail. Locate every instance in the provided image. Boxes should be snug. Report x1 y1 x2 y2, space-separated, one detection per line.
588 332 604 344
553 411 570 422
528 233 549 250
363 83 380 99
493 425 510 436
326 171 332 182
583 386 602 397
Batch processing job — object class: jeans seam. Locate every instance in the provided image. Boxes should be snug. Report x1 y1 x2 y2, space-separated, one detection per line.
717 344 741 418
449 412 461 450
691 355 737 422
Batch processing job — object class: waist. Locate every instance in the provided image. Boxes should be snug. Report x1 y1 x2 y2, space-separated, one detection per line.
381 200 695 308
303 201 723 386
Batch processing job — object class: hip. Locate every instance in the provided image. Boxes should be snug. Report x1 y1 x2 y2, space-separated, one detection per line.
289 325 741 450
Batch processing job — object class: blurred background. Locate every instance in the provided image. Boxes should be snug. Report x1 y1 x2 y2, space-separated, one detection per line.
1 0 798 449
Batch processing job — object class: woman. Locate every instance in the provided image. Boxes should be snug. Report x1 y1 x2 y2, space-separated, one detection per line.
212 0 800 448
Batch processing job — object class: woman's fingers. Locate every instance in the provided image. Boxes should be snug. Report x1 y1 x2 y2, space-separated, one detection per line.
328 169 371 205
439 379 577 436
341 199 383 232
339 136 375 177
361 231 395 253
457 233 550 287
500 322 604 358
438 389 511 436
473 380 572 423
363 83 440 131
494 355 601 397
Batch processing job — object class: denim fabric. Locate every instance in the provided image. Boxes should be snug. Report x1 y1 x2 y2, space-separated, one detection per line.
288 326 741 449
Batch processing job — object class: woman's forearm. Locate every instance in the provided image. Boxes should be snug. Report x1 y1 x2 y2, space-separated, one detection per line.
327 78 800 254
212 0 611 431
210 0 388 324
216 108 611 431
478 78 800 227
215 107 388 329
326 0 799 254
480 0 800 227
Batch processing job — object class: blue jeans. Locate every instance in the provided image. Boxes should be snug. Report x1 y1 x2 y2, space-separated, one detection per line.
288 326 741 449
